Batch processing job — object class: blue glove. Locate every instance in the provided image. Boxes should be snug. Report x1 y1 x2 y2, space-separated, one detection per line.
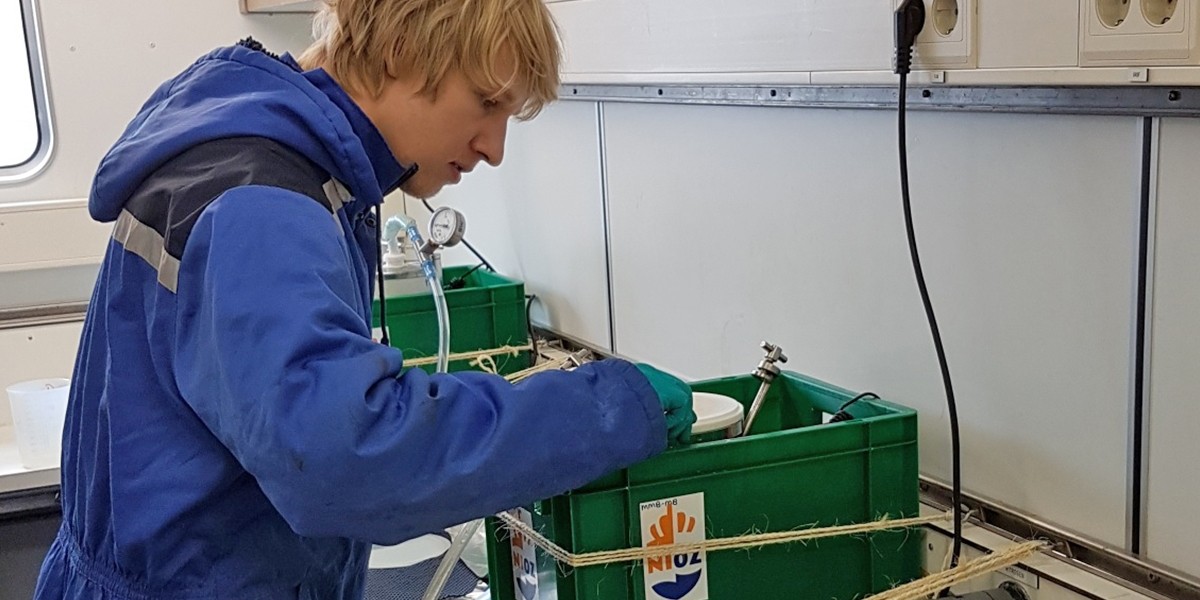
634 363 696 446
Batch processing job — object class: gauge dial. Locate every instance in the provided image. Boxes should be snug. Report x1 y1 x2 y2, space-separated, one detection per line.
428 207 466 247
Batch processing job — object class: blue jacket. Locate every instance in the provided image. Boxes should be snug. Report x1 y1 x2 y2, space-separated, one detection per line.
35 41 666 600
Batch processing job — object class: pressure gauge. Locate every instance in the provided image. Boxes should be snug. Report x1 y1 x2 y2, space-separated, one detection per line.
428 207 466 248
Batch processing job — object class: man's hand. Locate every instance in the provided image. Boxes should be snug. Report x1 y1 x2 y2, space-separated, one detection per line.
634 363 697 446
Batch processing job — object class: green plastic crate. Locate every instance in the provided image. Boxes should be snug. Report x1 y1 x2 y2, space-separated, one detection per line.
371 266 529 375
485 371 921 600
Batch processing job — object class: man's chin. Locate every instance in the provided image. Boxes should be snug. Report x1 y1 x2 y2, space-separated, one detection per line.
399 180 447 200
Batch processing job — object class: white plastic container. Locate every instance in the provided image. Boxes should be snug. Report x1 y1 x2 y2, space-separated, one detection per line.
691 392 746 441
5 378 70 470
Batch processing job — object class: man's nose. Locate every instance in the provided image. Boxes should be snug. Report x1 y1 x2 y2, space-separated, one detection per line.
472 119 508 167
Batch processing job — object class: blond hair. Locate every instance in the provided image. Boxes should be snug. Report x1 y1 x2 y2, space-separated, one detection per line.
299 0 561 120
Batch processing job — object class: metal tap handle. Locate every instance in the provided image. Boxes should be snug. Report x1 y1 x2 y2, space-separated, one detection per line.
753 341 788 382
760 341 789 364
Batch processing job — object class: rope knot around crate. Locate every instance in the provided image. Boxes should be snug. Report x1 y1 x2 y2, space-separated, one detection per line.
495 510 1049 599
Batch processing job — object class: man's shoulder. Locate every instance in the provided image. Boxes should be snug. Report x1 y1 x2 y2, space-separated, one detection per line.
155 137 331 207
123 137 336 264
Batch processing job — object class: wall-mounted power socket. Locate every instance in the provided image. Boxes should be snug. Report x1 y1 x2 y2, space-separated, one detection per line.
1081 0 1199 66
896 0 978 68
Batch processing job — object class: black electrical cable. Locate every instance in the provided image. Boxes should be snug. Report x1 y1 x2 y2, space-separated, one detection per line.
525 294 539 368
829 392 880 423
444 262 487 290
377 164 420 350
460 240 494 273
898 79 965 567
374 203 390 347
420 198 496 272
895 0 963 570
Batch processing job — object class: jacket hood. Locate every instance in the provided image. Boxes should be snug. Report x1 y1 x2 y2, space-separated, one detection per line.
90 41 408 222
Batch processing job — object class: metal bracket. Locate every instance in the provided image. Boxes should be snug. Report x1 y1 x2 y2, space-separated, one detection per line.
561 84 1200 118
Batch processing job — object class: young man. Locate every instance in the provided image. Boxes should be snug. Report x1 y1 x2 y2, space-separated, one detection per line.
34 1 694 598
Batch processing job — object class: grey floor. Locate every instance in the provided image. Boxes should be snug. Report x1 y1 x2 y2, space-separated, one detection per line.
0 514 59 600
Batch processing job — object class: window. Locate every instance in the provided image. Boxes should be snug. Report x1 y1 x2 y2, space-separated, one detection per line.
0 0 52 183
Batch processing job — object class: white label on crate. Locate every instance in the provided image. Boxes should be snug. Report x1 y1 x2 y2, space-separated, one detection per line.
640 493 709 600
1000 564 1040 589
509 508 540 600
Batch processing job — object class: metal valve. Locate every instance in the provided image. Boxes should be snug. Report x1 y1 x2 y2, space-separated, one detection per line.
752 341 788 384
741 341 789 437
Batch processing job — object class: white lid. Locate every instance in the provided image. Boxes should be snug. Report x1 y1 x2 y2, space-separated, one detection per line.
691 392 745 434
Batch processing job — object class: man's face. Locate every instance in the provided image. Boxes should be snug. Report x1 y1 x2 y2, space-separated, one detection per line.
354 53 528 199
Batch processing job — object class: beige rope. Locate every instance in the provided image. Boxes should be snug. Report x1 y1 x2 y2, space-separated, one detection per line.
471 354 499 375
500 510 1046 598
400 342 578 381
403 344 532 367
864 541 1049 600
505 356 575 383
496 510 954 569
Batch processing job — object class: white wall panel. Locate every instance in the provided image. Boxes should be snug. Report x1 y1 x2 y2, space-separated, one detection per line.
977 1 1080 69
0 200 110 272
0 200 110 308
602 102 1139 546
548 0 1100 82
1144 118 1200 576
549 0 894 80
399 101 613 350
0 321 84 428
